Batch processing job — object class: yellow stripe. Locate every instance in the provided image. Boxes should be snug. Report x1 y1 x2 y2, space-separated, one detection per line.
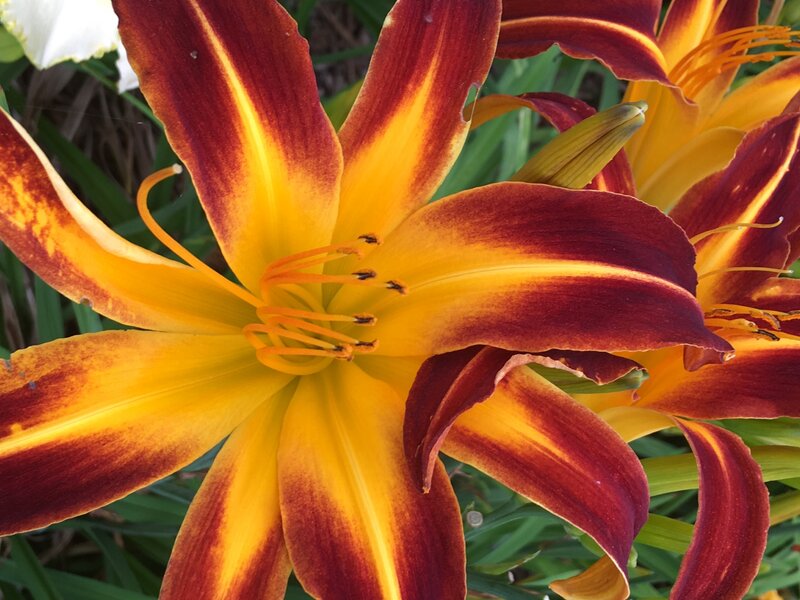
184 0 278 234
699 118 800 275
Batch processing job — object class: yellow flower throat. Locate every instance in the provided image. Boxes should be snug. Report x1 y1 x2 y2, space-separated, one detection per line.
137 166 406 376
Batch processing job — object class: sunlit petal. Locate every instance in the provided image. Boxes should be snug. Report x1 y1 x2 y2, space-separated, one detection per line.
333 0 500 243
0 331 291 535
278 364 465 600
114 0 343 290
161 396 292 600
331 183 728 356
0 110 255 333
672 420 769 600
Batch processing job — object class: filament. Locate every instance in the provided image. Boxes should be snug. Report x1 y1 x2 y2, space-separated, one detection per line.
698 266 793 280
136 165 262 307
690 217 784 245
669 25 800 99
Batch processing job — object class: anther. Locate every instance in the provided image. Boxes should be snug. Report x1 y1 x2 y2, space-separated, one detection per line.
386 280 408 295
352 269 377 281
756 329 781 341
353 313 377 325
358 233 382 245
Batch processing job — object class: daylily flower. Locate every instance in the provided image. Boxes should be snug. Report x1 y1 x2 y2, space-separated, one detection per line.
496 0 800 210
405 107 800 599
0 0 138 91
0 1 728 598
561 106 800 598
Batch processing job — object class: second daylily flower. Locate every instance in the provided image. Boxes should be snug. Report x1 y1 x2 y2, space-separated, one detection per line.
0 1 727 598
497 0 800 209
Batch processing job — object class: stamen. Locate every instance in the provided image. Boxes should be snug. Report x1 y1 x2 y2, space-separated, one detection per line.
689 217 784 245
698 266 793 280
358 233 382 245
261 315 364 346
257 306 376 325
669 25 800 98
755 329 781 341
257 345 353 360
386 280 408 295
704 317 759 331
263 271 391 289
136 165 262 307
707 303 791 330
243 324 339 351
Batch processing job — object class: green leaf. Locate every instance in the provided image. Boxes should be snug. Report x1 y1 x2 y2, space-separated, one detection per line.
323 79 363 130
529 363 646 395
72 301 103 334
34 276 65 343
719 418 800 447
0 558 154 600
35 118 135 225
0 28 23 63
643 446 800 496
635 514 693 554
80 528 143 592
8 536 64 600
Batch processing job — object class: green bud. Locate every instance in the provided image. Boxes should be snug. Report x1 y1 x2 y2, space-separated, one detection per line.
512 101 647 189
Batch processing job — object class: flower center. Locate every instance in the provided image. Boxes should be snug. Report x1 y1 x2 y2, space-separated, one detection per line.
688 217 799 341
669 25 800 100
137 166 405 376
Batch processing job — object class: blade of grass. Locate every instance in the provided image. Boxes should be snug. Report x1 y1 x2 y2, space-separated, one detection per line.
8 536 64 600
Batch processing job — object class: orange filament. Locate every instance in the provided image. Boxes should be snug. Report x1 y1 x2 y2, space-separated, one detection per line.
704 317 759 331
243 323 340 351
136 165 262 307
707 303 800 329
690 217 784 245
698 266 793 280
669 25 800 99
257 306 376 325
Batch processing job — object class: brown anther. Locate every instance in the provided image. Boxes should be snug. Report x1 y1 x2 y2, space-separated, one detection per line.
333 345 355 361
386 280 408 295
705 308 734 317
352 269 377 281
355 339 378 348
755 329 781 341
358 233 381 245
353 313 377 325
760 312 782 330
336 246 362 256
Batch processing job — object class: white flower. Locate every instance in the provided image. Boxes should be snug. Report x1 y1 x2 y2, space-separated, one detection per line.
0 0 138 92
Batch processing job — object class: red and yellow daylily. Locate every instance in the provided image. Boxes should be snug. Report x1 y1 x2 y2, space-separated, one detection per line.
576 107 800 598
497 0 800 210
404 108 800 599
0 1 729 598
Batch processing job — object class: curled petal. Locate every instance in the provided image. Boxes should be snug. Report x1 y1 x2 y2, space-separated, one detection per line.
403 346 641 491
0 331 290 535
550 556 629 600
671 112 800 305
278 364 465 600
0 111 255 333
640 335 800 419
498 0 669 83
443 366 649 597
114 0 343 290
331 182 729 357
161 398 292 600
334 0 500 243
672 420 769 600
